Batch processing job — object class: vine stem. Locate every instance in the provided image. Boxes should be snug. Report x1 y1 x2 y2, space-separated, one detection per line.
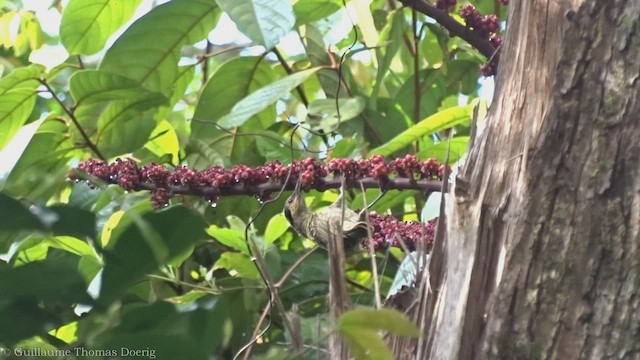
39 78 106 161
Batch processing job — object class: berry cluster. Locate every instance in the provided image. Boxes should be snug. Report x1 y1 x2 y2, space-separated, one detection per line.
73 156 446 208
367 213 437 251
459 4 504 76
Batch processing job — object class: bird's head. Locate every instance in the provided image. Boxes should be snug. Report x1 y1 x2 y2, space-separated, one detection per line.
284 180 308 227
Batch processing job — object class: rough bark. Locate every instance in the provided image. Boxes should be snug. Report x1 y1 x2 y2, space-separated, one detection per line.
424 0 640 359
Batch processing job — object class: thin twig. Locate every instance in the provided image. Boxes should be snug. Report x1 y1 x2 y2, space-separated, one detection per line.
359 181 382 309
242 248 318 360
273 47 310 106
40 79 105 161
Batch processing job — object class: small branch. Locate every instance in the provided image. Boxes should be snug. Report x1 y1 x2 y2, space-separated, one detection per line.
40 79 106 161
398 0 499 66
272 47 310 106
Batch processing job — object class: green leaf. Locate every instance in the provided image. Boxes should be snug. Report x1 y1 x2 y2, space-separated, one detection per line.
69 70 167 106
306 97 366 130
46 236 98 259
264 214 289 247
3 119 74 201
72 93 166 157
339 308 420 337
100 0 219 95
47 205 97 240
206 225 249 254
341 327 393 360
216 0 294 49
217 67 321 128
255 134 295 162
60 0 143 55
0 256 91 345
0 65 45 152
417 136 470 163
293 0 342 27
192 57 276 140
214 252 260 279
0 193 44 232
99 206 205 305
371 9 406 109
302 24 343 98
96 100 161 157
370 105 471 156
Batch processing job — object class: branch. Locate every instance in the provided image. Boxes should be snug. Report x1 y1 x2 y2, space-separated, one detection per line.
39 79 106 161
397 0 500 66
71 168 442 197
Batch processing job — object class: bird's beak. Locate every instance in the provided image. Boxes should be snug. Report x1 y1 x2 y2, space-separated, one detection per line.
293 179 302 199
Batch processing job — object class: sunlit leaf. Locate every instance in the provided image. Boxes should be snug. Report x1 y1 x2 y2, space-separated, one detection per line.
339 307 420 337
307 97 366 130
264 214 289 247
206 225 249 254
216 0 294 49
60 0 143 55
0 65 45 152
99 206 205 305
69 70 167 106
217 67 321 128
370 105 472 156
100 0 219 95
293 0 342 26
370 9 405 108
214 252 260 279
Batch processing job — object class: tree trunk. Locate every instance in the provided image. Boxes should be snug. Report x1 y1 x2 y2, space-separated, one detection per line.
424 0 640 358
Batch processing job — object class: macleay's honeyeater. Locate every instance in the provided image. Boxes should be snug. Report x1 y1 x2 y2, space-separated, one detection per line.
284 178 370 250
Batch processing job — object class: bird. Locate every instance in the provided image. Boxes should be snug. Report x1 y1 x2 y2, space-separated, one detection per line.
283 177 370 251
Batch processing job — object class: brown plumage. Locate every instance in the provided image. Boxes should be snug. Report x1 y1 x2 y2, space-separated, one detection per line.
284 178 370 251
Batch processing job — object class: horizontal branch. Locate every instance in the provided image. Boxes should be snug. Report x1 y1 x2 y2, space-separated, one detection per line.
70 168 442 197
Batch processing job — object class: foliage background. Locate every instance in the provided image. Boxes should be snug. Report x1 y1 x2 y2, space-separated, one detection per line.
0 0 500 358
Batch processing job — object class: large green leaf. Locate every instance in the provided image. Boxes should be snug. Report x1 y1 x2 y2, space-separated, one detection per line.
217 67 321 128
0 65 45 152
71 92 166 158
370 105 472 156
69 70 167 107
216 0 294 49
370 9 406 109
339 308 420 337
192 57 276 164
0 193 44 233
338 308 419 360
3 119 74 201
95 99 162 157
81 296 234 359
193 57 275 139
100 0 219 95
60 0 143 55
98 206 205 305
0 256 91 345
293 0 342 26
306 97 366 130
417 136 470 163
